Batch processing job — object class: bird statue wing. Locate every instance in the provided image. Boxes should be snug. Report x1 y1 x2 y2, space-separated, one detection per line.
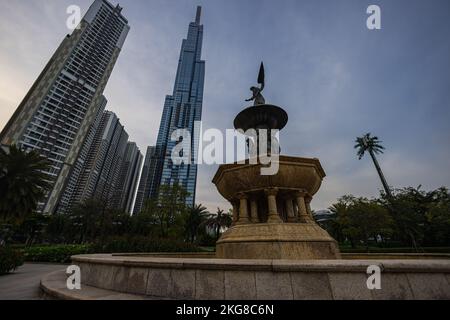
257 62 265 88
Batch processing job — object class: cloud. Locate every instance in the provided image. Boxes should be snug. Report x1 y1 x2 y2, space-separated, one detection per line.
1 0 449 214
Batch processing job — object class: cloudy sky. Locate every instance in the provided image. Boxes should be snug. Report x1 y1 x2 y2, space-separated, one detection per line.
1 0 449 212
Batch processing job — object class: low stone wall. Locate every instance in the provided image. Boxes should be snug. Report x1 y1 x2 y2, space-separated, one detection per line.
342 253 450 260
64 254 450 300
111 252 450 260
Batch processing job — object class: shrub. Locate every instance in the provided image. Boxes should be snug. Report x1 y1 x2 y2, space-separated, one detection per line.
23 244 92 263
92 236 201 254
0 246 24 275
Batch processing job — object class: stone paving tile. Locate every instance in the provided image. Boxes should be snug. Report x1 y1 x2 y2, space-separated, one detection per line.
0 263 67 300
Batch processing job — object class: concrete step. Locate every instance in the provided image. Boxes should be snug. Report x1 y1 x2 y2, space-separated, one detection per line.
40 269 167 300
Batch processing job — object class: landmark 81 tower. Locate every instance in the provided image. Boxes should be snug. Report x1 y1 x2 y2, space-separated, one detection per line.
134 7 205 213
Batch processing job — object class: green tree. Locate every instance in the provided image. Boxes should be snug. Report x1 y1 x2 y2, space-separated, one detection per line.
346 198 393 251
328 187 450 250
327 197 351 245
203 208 233 241
0 145 52 222
328 195 393 251
380 186 450 249
16 213 49 246
130 204 158 236
45 213 68 244
355 133 392 198
111 211 132 237
141 185 190 238
424 187 450 246
184 204 209 243
69 198 108 243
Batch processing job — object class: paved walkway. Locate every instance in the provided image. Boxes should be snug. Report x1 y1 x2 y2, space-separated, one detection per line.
0 263 66 300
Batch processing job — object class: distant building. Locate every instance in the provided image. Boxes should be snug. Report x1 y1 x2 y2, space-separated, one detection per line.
133 146 156 214
135 7 205 211
0 0 130 213
56 96 108 214
313 209 335 224
57 110 135 213
112 142 143 214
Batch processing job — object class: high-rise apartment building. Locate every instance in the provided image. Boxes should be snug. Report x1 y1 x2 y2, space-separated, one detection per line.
75 111 128 205
56 95 108 214
0 0 129 213
134 7 205 212
112 142 143 213
58 109 141 214
133 146 155 214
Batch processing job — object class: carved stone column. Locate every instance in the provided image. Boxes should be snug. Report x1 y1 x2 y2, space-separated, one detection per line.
250 198 258 223
295 190 314 223
304 195 315 220
231 201 239 226
285 197 297 222
236 193 250 225
265 188 282 223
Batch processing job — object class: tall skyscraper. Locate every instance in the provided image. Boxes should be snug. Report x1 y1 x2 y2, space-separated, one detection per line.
112 142 143 213
0 0 129 214
133 146 155 214
58 108 141 214
134 7 205 212
56 95 108 214
72 111 128 206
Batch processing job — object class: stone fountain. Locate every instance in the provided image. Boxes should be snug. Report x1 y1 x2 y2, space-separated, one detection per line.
40 63 450 300
213 66 340 259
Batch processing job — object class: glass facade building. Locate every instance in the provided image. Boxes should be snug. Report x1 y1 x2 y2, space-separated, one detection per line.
134 7 205 212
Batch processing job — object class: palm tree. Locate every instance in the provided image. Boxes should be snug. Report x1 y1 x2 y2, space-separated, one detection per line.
0 145 52 222
355 133 392 198
184 204 209 243
203 208 233 241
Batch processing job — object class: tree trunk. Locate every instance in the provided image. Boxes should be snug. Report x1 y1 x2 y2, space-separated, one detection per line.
349 238 356 249
369 149 392 198
408 231 419 252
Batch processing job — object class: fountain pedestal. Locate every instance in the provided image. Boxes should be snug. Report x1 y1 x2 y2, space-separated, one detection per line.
213 155 341 260
213 102 340 260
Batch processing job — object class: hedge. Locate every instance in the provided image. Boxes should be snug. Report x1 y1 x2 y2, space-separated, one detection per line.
21 238 202 263
92 236 202 254
23 244 92 263
0 246 24 275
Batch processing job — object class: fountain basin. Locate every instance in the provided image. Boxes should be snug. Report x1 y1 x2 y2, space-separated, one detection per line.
212 155 325 201
40 254 450 300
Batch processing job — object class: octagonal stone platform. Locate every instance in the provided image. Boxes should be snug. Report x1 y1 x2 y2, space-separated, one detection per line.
216 223 341 259
40 254 450 300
